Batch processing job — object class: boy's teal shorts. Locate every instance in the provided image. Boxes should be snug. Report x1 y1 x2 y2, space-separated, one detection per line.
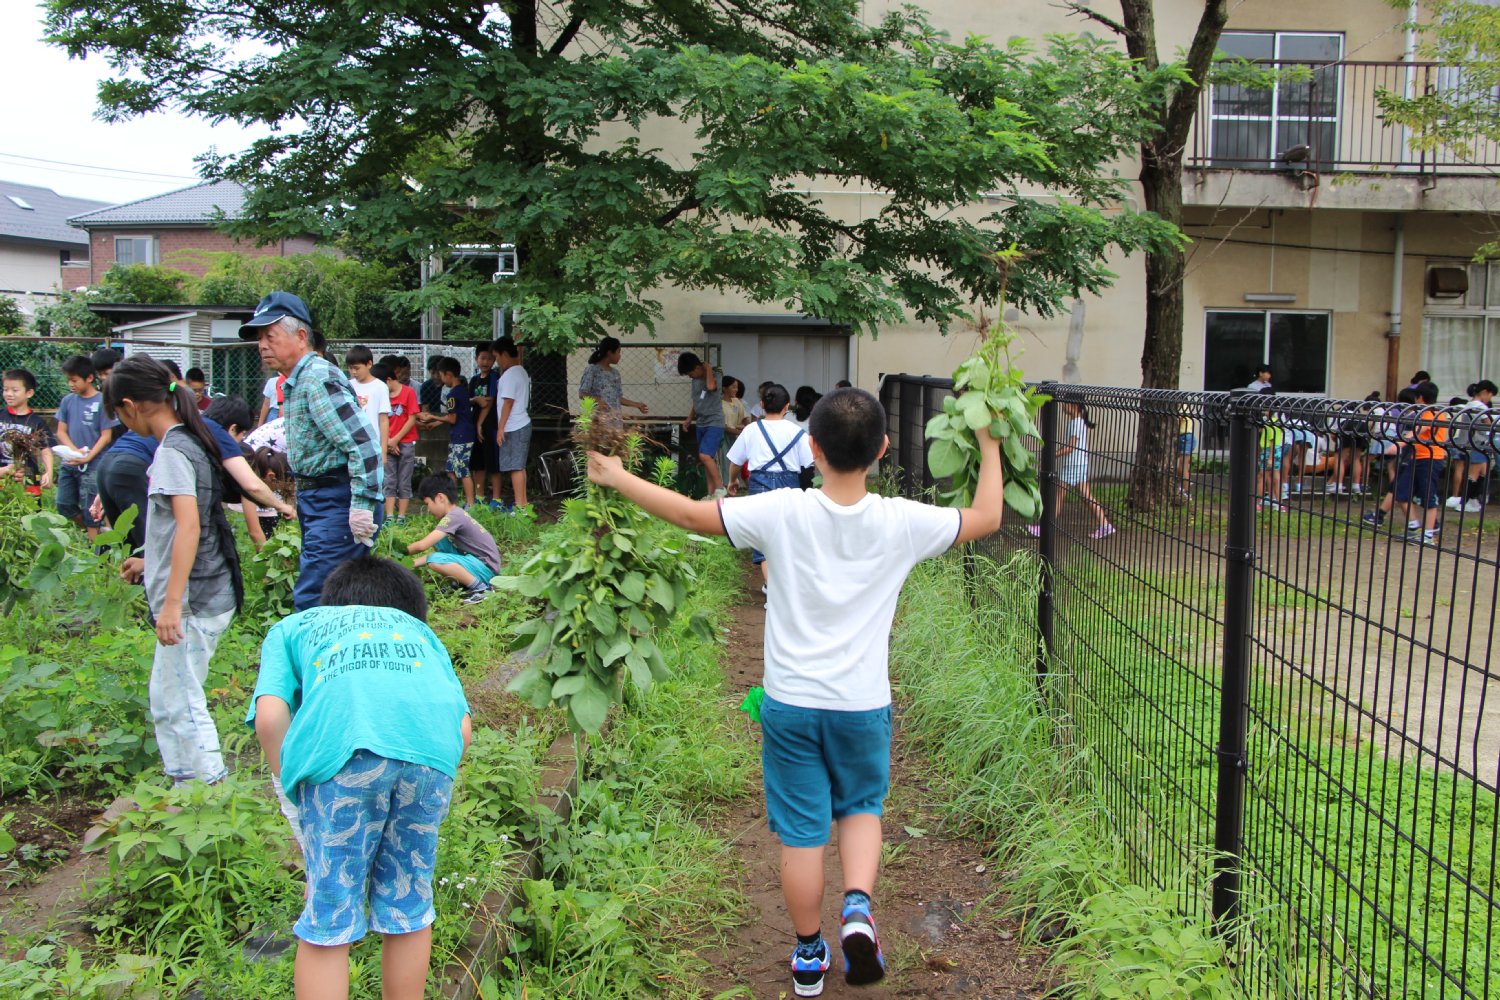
760 696 892 848
427 537 494 585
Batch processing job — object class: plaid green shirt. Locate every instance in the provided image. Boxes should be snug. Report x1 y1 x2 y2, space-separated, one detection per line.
283 352 384 510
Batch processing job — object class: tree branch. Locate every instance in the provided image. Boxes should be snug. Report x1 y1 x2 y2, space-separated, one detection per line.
1163 0 1228 143
1055 1 1130 39
549 15 585 57
655 194 702 227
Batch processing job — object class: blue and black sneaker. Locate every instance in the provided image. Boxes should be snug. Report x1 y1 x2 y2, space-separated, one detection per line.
840 895 886 986
791 937 830 997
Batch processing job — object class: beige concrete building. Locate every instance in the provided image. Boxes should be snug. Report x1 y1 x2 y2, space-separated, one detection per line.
599 1 1500 403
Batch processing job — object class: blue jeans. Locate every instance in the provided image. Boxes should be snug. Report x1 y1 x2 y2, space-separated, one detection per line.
294 482 384 610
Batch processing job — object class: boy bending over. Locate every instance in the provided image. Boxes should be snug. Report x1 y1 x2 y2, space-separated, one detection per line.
407 475 502 604
587 387 1002 996
247 556 472 1000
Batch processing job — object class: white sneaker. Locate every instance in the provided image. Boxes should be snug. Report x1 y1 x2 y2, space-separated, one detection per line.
1324 483 1342 495
1445 496 1463 510
1464 499 1484 513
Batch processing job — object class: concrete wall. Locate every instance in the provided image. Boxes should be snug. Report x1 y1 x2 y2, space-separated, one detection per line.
0 242 86 318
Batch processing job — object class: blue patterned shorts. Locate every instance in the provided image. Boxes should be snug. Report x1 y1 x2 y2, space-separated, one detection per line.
294 750 454 945
446 442 473 479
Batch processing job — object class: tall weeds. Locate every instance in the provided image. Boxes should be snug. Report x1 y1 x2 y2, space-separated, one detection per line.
891 552 1237 998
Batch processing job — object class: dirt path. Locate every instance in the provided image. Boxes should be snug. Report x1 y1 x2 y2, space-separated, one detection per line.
700 570 1048 999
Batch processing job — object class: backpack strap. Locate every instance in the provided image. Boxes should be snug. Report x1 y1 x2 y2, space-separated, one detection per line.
756 420 804 473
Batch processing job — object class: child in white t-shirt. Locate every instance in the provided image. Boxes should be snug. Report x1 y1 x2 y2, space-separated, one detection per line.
587 387 1002 998
345 346 392 456
725 382 812 588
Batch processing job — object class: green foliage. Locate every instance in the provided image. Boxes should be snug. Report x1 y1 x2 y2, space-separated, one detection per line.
924 274 1048 518
1049 884 1238 999
0 296 27 336
183 251 417 341
890 553 1240 991
45 0 1184 352
506 537 751 997
97 263 191 304
31 288 111 340
503 400 715 733
0 945 162 1000
238 526 301 625
85 777 302 948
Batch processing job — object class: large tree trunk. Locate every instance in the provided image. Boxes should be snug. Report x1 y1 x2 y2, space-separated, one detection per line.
1128 147 1186 510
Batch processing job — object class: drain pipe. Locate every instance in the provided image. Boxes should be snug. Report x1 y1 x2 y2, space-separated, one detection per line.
1387 214 1406 400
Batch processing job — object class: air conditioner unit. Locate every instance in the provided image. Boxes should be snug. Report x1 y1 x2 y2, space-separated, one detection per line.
1428 266 1469 299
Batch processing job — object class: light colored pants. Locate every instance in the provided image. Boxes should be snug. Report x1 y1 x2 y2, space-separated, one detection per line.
149 608 234 784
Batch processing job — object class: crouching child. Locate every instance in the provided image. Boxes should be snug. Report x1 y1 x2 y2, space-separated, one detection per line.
586 387 1003 997
407 474 502 604
247 556 472 1000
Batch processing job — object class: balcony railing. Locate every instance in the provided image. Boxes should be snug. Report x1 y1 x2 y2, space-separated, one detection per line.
1187 59 1500 173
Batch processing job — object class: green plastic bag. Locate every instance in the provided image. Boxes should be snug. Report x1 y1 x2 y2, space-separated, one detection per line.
738 686 765 724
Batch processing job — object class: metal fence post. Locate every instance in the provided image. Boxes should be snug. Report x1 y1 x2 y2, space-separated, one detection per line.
1213 389 1256 934
1036 383 1059 690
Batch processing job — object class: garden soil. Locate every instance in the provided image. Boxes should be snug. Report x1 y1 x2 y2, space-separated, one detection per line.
699 568 1050 998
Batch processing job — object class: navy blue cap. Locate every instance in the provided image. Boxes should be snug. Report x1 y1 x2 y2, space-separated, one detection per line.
238 291 314 339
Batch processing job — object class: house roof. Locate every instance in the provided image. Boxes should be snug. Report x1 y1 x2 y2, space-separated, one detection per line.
68 179 247 229
0 180 109 247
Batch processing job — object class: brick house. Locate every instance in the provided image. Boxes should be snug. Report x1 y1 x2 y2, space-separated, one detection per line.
67 179 317 284
0 180 106 319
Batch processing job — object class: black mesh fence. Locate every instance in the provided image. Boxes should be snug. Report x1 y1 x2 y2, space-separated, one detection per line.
880 375 1499 998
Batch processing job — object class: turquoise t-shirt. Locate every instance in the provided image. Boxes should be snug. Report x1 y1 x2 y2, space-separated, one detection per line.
246 605 470 799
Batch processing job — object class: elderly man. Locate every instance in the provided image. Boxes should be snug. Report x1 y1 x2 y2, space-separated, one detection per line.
239 292 384 609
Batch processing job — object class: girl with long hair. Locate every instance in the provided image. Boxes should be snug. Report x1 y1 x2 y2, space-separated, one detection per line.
107 357 243 785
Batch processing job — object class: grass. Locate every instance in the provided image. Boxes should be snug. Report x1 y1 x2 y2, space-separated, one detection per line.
936 548 1500 1000
493 533 758 998
888 552 1239 998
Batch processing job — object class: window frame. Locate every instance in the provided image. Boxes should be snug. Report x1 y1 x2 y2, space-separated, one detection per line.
1422 260 1500 392
1207 30 1345 169
113 235 158 267
1203 307 1333 394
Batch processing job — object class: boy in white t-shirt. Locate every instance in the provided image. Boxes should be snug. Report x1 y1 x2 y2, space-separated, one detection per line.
345 346 392 456
587 388 1002 997
492 337 531 510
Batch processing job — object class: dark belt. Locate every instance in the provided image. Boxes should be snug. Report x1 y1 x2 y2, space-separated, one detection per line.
293 469 351 490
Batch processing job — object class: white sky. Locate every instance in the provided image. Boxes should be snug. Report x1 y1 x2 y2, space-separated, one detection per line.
0 2 267 206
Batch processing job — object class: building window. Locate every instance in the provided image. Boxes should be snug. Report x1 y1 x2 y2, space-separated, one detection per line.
114 236 157 267
1422 261 1500 397
1204 310 1330 393
1209 31 1344 169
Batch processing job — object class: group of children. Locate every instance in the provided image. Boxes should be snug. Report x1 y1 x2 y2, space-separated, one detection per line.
9 339 1005 999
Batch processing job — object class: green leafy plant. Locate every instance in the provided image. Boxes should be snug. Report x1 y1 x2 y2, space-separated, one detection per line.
924 252 1049 519
85 777 301 948
502 399 713 733
240 527 301 624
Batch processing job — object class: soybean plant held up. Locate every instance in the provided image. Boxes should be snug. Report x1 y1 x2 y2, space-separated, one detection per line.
502 400 712 733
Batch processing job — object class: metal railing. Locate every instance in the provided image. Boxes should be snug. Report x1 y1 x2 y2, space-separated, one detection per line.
1188 59 1500 173
880 375 1499 998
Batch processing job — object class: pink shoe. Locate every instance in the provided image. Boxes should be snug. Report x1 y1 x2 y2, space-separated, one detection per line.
1026 524 1042 537
1089 524 1116 540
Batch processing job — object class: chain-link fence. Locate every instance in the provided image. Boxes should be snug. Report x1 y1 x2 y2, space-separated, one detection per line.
880 375 1499 999
0 336 265 412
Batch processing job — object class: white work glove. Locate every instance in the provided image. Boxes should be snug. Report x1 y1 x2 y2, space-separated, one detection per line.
348 507 378 547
